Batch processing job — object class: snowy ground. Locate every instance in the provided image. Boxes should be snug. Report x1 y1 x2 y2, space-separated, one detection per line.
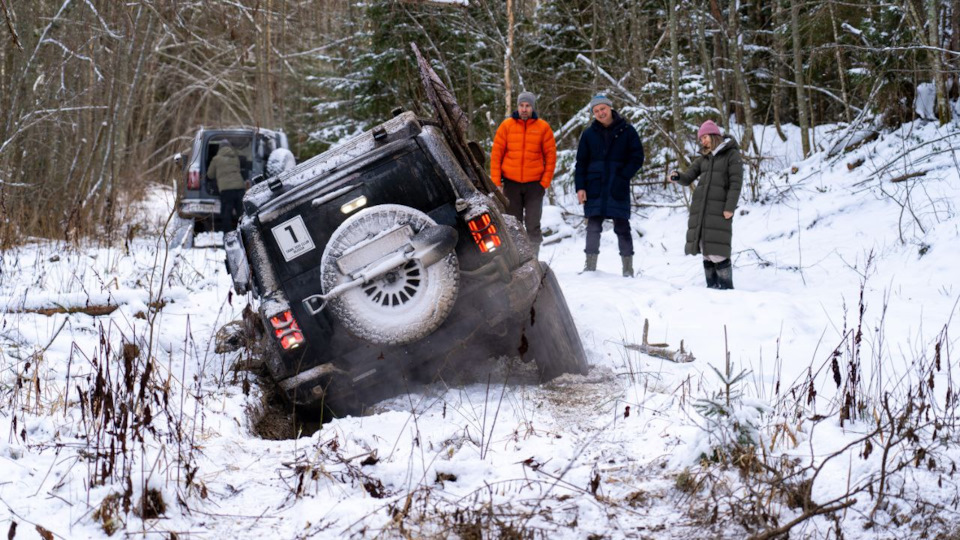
2 119 960 539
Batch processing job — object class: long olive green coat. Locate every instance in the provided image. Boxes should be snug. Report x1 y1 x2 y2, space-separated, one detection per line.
675 137 743 258
207 145 245 191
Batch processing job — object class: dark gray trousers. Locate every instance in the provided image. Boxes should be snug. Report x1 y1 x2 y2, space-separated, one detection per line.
502 179 544 246
585 216 633 256
219 189 245 231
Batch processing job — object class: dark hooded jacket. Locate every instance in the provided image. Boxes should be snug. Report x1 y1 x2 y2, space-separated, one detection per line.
574 111 644 219
674 136 743 258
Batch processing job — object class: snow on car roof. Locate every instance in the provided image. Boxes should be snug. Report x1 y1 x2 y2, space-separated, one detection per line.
244 112 421 211
199 126 285 137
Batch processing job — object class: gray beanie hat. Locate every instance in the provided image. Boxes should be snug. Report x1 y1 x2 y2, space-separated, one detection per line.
589 94 614 111
517 91 536 110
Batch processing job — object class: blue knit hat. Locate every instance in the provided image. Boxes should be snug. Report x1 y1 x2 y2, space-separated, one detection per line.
589 94 613 111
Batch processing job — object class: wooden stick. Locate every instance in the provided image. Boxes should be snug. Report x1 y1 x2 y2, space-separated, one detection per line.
623 318 695 363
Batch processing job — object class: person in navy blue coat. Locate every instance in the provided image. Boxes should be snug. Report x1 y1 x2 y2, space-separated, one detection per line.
574 95 645 277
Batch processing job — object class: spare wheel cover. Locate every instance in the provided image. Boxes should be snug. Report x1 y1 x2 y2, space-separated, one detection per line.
320 204 459 345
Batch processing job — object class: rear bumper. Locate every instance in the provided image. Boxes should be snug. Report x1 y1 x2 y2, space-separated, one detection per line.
276 257 543 412
178 198 221 218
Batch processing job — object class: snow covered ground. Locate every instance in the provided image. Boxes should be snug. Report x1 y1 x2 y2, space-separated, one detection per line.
2 119 960 538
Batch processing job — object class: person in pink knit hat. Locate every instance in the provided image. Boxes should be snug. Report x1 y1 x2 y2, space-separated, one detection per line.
668 120 743 289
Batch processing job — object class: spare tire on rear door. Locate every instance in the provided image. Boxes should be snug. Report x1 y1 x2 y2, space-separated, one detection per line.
266 148 296 177
320 204 460 345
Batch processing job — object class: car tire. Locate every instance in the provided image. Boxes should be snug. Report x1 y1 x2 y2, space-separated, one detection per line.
522 263 589 380
320 204 460 345
267 148 296 177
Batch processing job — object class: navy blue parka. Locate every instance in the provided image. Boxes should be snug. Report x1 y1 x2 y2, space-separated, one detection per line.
574 111 644 219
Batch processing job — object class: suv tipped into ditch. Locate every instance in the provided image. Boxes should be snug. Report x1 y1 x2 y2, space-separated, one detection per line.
225 46 587 415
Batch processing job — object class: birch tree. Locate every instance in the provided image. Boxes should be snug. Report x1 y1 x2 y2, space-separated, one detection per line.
790 0 812 157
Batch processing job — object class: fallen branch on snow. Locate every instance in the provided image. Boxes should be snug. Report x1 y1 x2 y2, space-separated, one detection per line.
622 319 695 363
889 170 927 183
1 298 167 317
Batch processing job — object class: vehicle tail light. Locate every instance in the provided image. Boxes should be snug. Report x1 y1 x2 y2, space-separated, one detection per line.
467 213 501 253
269 310 304 350
187 167 200 190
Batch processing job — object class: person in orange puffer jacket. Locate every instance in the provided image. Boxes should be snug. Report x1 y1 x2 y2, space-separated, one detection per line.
490 91 557 255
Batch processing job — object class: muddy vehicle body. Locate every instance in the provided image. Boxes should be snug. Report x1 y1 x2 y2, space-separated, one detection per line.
225 47 587 414
175 127 293 234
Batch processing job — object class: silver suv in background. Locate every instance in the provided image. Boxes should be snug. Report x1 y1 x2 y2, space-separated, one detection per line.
174 127 294 238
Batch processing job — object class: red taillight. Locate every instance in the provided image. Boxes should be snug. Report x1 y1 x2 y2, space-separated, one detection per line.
467 213 501 253
187 168 200 190
270 310 304 350
269 311 294 328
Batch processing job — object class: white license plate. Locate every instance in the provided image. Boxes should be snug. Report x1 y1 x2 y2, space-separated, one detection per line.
180 200 220 215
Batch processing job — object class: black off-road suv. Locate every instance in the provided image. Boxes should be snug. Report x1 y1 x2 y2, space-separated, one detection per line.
225 46 587 414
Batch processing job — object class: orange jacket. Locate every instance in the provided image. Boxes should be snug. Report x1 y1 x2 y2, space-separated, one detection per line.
490 114 557 189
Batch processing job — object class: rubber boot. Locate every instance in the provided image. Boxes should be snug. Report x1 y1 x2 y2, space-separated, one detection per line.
582 253 598 273
715 259 734 290
703 260 719 289
621 256 634 278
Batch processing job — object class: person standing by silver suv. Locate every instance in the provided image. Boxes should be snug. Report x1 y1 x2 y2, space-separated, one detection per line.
206 139 247 231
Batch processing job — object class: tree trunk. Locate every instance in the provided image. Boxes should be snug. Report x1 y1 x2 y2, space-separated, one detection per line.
467 52 475 140
504 0 514 117
928 0 952 124
904 0 952 124
278 0 287 129
809 93 817 151
828 0 853 123
633 3 647 90
696 5 726 132
729 0 755 151
709 0 731 127
772 0 788 141
257 0 275 128
951 0 959 99
790 0 811 157
670 0 687 167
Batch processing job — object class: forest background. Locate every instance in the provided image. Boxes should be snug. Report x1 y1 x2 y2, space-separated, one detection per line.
1 0 957 247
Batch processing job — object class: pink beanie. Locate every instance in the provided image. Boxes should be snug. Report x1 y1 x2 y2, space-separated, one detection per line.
697 120 722 139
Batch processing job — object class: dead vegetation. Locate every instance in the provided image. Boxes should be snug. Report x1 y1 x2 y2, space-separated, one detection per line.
247 374 301 441
673 276 960 539
93 493 123 536
3 316 200 536
0 235 261 537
